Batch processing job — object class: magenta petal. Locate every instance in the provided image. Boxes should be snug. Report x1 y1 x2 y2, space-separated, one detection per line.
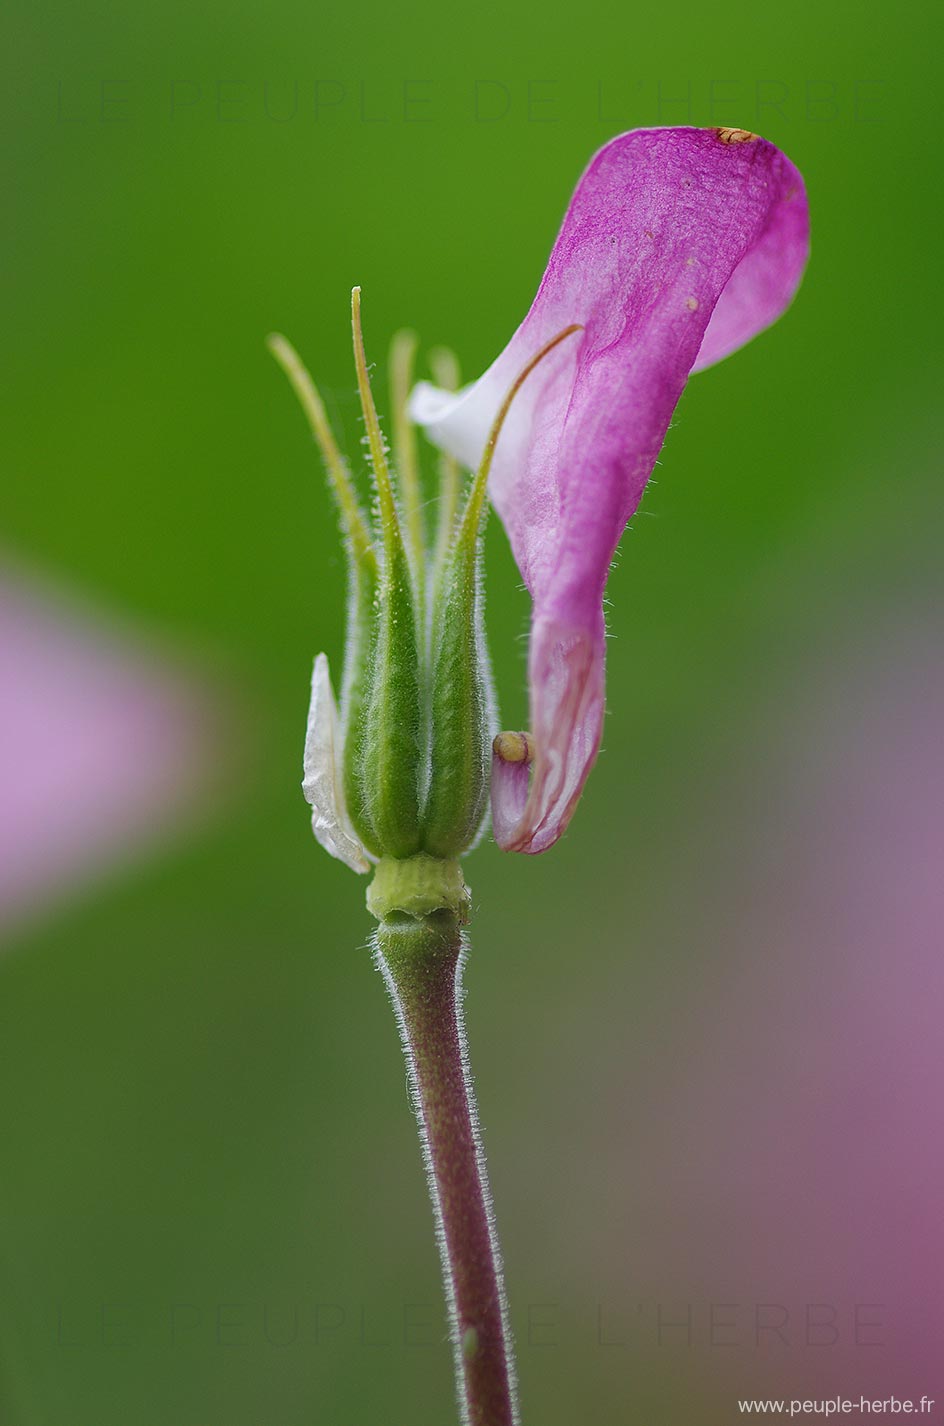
490 746 530 851
412 127 809 853
492 613 606 853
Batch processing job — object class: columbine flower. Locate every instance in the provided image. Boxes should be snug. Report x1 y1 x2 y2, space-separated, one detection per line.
410 125 809 854
268 293 577 881
270 129 811 1426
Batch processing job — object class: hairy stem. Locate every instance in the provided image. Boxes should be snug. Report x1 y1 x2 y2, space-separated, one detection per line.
374 913 518 1426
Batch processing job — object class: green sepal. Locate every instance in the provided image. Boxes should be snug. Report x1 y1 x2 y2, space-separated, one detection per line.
348 288 423 858
266 330 382 854
356 535 424 857
421 512 494 858
339 554 382 855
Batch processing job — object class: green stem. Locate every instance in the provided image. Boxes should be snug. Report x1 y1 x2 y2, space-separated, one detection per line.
374 911 519 1426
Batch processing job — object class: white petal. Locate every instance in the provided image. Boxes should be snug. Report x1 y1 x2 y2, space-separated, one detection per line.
408 376 505 472
302 653 370 874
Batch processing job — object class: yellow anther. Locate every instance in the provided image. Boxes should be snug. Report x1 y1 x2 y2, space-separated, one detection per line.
493 731 534 766
716 126 759 145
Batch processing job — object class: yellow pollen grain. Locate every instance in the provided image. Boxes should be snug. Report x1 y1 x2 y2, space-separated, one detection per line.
493 731 534 765
685 297 699 311
716 126 759 145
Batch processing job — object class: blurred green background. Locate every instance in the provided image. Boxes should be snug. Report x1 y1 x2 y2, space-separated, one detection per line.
3 0 942 1422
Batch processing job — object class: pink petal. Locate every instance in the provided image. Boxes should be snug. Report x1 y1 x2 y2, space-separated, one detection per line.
0 562 220 940
412 127 809 852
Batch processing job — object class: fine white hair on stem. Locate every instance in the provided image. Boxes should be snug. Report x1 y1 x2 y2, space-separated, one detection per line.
372 928 520 1426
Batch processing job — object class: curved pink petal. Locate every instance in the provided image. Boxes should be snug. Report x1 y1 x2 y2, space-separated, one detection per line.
412 127 808 853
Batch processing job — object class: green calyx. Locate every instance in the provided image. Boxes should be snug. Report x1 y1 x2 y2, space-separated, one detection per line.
270 293 581 897
349 288 424 859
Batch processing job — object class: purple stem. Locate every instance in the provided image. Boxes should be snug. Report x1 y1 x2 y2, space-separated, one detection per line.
375 914 518 1426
